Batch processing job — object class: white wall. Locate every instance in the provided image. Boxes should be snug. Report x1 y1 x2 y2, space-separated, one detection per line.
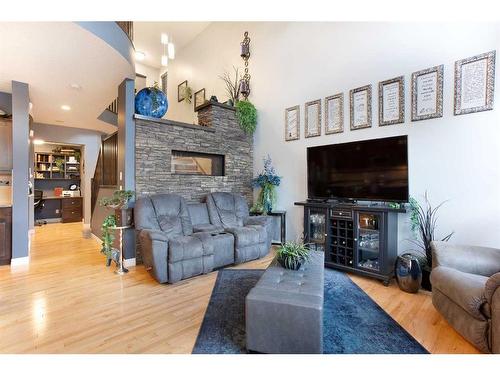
135 62 161 88
165 22 500 251
32 123 102 233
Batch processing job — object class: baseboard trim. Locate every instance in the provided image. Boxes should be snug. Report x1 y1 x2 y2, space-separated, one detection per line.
11 256 30 266
123 258 136 267
91 233 102 243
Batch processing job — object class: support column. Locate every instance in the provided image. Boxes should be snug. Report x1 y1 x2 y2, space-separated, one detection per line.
11 81 30 263
117 78 136 261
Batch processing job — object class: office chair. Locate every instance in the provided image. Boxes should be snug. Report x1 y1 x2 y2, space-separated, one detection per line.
34 189 47 226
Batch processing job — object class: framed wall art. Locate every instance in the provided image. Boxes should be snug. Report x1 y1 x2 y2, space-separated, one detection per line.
161 71 168 94
177 80 188 102
411 65 443 121
194 88 206 111
379 76 405 126
285 105 300 141
454 50 496 115
305 99 321 138
324 93 344 134
350 85 372 130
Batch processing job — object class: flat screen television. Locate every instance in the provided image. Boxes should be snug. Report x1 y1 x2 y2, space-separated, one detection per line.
307 135 408 202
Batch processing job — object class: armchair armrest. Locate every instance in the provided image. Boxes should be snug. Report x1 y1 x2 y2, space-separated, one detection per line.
485 272 500 304
431 241 500 277
489 273 500 354
139 229 169 283
244 215 273 227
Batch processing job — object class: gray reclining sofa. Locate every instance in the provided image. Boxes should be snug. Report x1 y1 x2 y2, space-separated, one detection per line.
135 192 272 284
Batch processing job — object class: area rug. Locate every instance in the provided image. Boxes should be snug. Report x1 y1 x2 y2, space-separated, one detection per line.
192 268 429 354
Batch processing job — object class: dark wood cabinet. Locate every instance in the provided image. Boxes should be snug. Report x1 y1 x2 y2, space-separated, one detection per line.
62 197 83 223
0 207 12 265
296 201 405 285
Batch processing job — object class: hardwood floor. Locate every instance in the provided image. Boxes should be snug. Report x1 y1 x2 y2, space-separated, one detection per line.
0 222 479 354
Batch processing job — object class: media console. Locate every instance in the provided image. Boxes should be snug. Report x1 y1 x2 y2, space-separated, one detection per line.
294 201 406 286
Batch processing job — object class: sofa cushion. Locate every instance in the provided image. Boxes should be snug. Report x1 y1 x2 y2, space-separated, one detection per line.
225 225 267 248
206 192 249 228
168 236 204 263
431 266 488 321
150 194 193 236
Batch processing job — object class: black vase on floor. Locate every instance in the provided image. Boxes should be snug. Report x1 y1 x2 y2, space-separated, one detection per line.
395 254 422 293
421 267 432 291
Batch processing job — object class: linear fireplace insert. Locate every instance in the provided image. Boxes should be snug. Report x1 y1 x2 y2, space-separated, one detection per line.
171 150 225 176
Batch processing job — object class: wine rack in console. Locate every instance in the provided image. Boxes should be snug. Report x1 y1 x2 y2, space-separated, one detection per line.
296 201 405 285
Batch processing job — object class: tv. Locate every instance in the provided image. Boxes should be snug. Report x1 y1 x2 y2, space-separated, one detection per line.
307 135 408 202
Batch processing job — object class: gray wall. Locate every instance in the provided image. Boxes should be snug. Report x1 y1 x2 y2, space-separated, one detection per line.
11 81 30 259
0 91 12 114
135 103 254 204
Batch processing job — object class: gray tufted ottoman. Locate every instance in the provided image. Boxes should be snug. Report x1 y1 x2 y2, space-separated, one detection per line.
245 251 324 353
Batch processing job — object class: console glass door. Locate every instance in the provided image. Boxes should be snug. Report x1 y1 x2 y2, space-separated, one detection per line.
356 212 382 271
307 208 326 252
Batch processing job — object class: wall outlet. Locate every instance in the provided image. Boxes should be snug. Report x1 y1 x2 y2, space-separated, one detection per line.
55 209 60 214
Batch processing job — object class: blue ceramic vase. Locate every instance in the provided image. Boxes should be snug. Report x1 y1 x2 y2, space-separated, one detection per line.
134 87 168 118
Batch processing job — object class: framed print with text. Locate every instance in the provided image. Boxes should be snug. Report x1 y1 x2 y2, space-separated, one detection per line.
350 85 372 130
325 93 344 134
177 80 188 102
285 105 300 141
194 88 206 111
454 50 496 116
379 76 405 126
411 65 443 121
305 99 321 138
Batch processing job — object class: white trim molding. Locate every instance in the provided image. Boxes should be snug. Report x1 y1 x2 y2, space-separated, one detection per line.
123 258 136 268
10 256 30 266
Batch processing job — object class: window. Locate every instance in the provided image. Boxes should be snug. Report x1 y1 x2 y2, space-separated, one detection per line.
171 150 225 176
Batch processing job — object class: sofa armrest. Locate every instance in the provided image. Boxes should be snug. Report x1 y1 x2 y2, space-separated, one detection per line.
431 241 500 277
244 215 273 227
490 274 500 354
485 272 500 304
139 229 169 283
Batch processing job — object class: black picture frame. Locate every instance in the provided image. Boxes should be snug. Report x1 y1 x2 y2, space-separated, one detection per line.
178 80 188 102
194 88 206 111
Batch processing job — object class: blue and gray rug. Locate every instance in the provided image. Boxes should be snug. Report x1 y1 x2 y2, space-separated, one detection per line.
193 268 428 354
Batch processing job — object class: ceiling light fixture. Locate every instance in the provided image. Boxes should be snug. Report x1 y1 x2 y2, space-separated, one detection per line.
135 51 146 61
161 33 169 45
70 83 82 90
33 139 45 145
167 42 175 59
61 105 71 111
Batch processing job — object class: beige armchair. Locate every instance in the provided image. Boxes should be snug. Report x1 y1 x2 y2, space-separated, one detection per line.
430 241 500 353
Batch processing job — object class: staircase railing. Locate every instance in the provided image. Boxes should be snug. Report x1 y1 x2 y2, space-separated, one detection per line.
116 21 133 43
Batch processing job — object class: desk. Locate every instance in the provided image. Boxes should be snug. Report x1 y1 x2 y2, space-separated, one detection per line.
35 196 83 223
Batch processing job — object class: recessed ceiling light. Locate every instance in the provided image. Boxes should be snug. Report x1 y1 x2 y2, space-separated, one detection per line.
135 51 146 61
61 105 71 111
33 139 45 145
70 83 82 90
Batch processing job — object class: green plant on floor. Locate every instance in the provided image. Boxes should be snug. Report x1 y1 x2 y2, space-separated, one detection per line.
101 214 118 266
235 100 257 134
408 192 454 269
276 241 310 270
54 158 64 172
99 190 135 209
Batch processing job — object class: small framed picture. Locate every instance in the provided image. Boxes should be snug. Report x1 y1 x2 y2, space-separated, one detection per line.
379 76 405 126
177 80 188 102
454 50 496 116
305 99 321 138
161 72 168 94
325 93 343 135
194 88 206 111
411 65 444 121
285 105 300 141
350 85 372 130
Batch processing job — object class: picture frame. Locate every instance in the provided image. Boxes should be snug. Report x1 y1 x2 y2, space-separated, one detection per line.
194 88 206 111
454 50 496 116
304 99 321 138
177 80 188 102
411 65 444 122
161 71 168 94
284 105 300 141
324 93 344 135
379 76 405 126
350 85 372 130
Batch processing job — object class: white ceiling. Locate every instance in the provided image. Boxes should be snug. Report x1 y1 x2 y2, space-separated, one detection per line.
134 22 211 69
0 22 135 134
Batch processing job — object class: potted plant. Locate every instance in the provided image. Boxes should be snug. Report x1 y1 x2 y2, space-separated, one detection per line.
251 155 281 214
276 241 310 271
100 214 119 267
99 189 135 226
219 66 241 106
408 193 454 291
235 100 257 134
